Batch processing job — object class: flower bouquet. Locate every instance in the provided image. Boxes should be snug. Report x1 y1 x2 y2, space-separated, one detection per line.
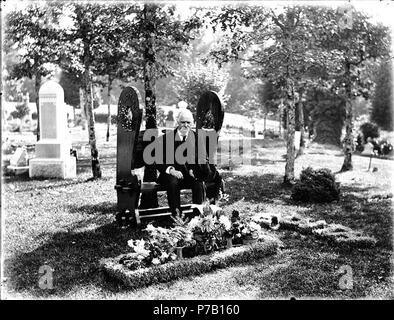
224 210 243 245
223 211 262 245
241 220 262 244
122 238 177 270
187 202 232 253
122 222 197 270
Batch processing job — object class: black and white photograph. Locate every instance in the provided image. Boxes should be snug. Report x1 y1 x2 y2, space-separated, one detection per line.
1 0 393 303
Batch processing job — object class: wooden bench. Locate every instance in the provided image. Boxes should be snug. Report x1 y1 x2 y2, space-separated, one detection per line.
115 88 224 227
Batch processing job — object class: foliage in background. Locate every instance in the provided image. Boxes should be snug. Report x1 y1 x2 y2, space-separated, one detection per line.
371 60 393 131
315 8 391 171
208 5 342 183
10 103 30 120
359 122 380 143
4 2 64 140
94 113 117 125
223 61 261 114
172 61 229 114
258 81 281 117
59 70 82 108
306 88 346 146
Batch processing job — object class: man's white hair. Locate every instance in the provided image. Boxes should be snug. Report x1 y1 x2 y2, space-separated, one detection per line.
177 108 194 124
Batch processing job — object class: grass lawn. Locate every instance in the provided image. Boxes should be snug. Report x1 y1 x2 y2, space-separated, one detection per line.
2 124 393 299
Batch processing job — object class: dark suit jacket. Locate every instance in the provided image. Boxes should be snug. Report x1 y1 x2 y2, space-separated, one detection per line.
155 128 211 181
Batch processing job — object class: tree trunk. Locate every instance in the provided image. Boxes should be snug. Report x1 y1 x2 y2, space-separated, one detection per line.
284 86 296 185
341 62 354 172
83 42 102 179
35 73 41 141
278 98 283 135
106 76 112 142
140 4 158 208
264 113 267 131
79 87 86 130
297 91 305 156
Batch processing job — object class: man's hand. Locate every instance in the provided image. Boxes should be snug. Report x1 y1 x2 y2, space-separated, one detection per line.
170 168 183 179
188 169 195 179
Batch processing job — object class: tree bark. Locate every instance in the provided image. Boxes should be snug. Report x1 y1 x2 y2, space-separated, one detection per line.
278 98 283 135
83 43 102 179
35 72 41 141
297 90 305 156
340 62 354 172
140 4 158 208
284 85 296 185
79 87 86 130
106 75 112 142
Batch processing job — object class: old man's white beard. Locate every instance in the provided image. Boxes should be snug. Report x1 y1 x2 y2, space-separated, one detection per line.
179 127 189 137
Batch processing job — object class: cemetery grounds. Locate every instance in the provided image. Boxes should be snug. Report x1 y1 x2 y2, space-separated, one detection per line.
1 123 393 299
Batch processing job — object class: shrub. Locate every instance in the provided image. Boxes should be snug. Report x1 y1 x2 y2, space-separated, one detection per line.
355 133 364 152
291 167 340 203
264 129 280 139
378 140 393 156
94 113 117 124
166 110 174 121
359 122 380 143
10 103 30 119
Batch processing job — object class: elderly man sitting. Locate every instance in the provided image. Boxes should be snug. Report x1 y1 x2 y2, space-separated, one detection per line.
155 109 210 217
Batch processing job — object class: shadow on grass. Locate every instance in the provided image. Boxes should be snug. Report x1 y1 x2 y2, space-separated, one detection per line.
10 176 113 193
288 184 394 250
4 216 145 297
223 173 291 204
235 235 392 298
67 201 118 215
231 181 393 298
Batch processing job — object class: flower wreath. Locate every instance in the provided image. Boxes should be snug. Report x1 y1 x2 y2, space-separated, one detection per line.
118 102 141 132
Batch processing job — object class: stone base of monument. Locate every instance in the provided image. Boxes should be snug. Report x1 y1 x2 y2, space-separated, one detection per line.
29 157 76 179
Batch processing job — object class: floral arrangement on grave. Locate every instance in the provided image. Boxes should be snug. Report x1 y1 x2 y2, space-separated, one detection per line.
223 210 262 244
202 110 215 129
122 224 195 270
241 220 262 242
122 206 262 271
187 201 232 253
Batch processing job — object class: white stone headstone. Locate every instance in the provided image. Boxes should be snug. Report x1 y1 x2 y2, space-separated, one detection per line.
361 142 374 156
29 80 76 179
10 147 28 167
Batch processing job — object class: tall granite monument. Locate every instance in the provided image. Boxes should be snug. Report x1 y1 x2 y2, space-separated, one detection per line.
29 81 76 179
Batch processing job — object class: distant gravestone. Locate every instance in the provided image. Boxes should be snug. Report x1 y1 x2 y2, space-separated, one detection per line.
29 80 76 179
361 142 374 156
8 147 29 175
10 147 28 167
